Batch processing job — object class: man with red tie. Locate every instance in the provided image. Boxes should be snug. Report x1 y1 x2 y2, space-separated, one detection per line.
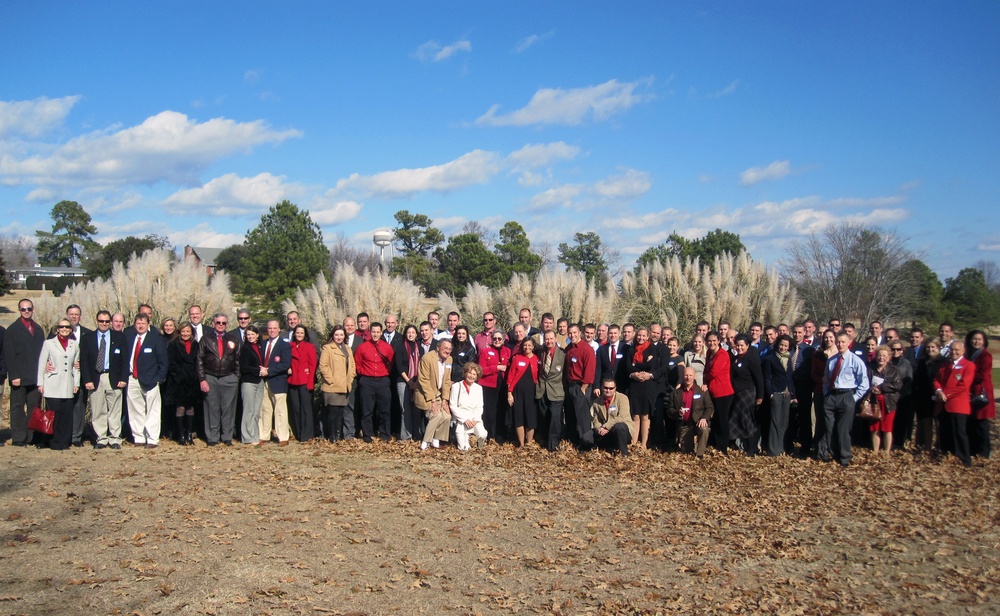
3 299 45 446
125 313 168 448
934 339 975 467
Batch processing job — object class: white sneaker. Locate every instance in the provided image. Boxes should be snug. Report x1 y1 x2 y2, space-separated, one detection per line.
431 439 441 449
420 441 429 450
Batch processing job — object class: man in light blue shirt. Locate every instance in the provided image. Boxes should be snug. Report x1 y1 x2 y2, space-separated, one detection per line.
818 332 870 467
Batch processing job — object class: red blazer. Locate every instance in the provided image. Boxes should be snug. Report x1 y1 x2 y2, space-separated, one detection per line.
704 349 734 398
970 349 995 420
478 345 512 389
288 341 318 389
934 357 976 415
506 353 539 393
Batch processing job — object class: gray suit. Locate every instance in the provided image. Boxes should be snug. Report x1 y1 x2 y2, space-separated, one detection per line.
535 346 566 451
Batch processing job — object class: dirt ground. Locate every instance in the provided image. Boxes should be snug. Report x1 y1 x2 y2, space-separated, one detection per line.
0 430 998 616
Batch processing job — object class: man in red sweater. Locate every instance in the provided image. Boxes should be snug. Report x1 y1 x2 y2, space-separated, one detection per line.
564 323 596 446
354 322 395 442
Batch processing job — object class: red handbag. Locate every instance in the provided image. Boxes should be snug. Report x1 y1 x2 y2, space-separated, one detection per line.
27 404 55 435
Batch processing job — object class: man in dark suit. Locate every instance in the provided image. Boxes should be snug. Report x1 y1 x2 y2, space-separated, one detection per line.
4 299 45 446
789 323 816 457
342 316 364 439
125 313 168 447
81 310 128 449
597 324 630 396
903 328 924 370
64 304 94 446
235 309 252 343
197 312 241 446
259 319 292 445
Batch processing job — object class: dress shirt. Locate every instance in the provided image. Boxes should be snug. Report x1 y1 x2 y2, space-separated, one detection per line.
824 351 870 401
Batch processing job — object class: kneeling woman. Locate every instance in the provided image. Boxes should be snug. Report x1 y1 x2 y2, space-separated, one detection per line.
37 319 81 450
451 362 487 450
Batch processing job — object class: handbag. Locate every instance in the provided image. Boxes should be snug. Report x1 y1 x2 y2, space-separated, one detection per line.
971 393 989 410
857 394 882 421
27 402 55 435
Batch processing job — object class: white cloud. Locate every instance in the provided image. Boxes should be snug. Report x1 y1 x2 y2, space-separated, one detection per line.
0 95 81 137
310 200 362 226
518 171 543 187
710 79 740 98
244 69 261 84
826 196 905 208
617 208 682 230
415 39 472 62
506 141 581 168
163 172 297 214
168 223 245 248
0 110 301 187
529 184 583 210
978 242 1000 251
476 78 654 127
331 149 502 199
592 169 651 199
739 160 792 186
0 96 82 137
513 31 554 53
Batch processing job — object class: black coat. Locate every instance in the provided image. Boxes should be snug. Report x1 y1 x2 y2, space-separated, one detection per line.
3 319 45 386
80 329 128 389
762 352 797 398
166 337 199 408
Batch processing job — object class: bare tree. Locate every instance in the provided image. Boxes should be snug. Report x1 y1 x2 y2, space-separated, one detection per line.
0 234 37 269
461 221 498 249
974 260 1000 295
780 223 916 326
329 232 384 273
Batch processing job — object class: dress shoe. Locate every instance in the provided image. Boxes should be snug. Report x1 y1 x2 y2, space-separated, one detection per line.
223 440 233 446
109 443 122 450
146 443 158 449
12 442 28 447
278 441 289 447
420 441 429 450
363 436 372 443
207 441 219 447
431 439 441 449
94 443 107 450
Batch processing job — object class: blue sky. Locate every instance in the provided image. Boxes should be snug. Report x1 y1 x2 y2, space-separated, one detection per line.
1 2 997 279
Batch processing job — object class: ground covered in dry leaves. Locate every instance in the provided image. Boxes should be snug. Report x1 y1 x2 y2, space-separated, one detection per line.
1 435 997 615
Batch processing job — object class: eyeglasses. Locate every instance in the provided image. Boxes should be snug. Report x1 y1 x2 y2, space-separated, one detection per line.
604 386 616 391
237 316 250 321
492 337 504 342
483 318 495 323
19 307 33 312
97 319 111 324
57 325 72 330
215 321 228 326
891 347 904 352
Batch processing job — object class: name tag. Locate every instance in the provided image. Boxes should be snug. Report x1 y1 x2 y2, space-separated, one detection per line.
737 362 743 368
693 394 702 399
518 361 526 367
113 349 121 354
609 405 617 413
143 348 152 354
646 354 653 362
458 352 466 357
616 353 623 359
487 351 496 357
556 366 562 372
571 357 578 363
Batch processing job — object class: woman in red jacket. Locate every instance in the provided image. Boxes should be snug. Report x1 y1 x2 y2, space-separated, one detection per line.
506 337 539 448
288 325 318 442
965 330 994 459
703 331 734 455
479 332 512 444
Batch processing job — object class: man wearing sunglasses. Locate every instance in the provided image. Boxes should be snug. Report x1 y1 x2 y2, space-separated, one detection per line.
80 310 129 449
3 299 46 446
474 312 499 354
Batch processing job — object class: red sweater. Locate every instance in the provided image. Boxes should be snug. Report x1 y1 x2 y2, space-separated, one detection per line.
935 357 976 415
354 338 395 378
564 342 595 385
704 349 734 398
478 345 511 389
288 341 318 389
506 354 539 393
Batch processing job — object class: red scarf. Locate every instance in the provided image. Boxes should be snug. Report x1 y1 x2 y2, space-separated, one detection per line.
57 334 69 350
632 341 650 366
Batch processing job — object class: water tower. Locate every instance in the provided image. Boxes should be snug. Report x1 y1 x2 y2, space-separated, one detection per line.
373 228 394 263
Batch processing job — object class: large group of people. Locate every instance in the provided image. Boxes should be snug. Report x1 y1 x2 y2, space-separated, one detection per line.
0 300 993 467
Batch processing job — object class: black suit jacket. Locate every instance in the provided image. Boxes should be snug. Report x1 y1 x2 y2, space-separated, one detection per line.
597 341 630 393
125 330 169 390
4 319 45 386
80 329 128 389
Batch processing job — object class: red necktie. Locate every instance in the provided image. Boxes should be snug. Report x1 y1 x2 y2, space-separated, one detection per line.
217 333 224 358
263 341 272 367
132 335 143 378
830 353 844 387
610 344 617 369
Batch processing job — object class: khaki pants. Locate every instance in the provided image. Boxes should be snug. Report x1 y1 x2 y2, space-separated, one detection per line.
423 411 451 444
90 373 124 446
259 383 289 443
126 378 161 445
678 422 710 456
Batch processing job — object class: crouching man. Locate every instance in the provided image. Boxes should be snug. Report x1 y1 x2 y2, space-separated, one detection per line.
668 367 714 457
581 377 634 455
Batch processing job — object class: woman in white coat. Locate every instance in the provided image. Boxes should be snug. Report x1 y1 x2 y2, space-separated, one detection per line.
37 319 81 450
450 362 487 450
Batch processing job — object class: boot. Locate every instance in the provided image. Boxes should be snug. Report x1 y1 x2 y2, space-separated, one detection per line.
176 415 187 445
184 414 195 445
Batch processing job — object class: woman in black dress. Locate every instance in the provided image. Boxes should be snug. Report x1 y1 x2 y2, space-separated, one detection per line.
450 325 478 382
628 327 662 450
729 334 763 456
166 322 200 445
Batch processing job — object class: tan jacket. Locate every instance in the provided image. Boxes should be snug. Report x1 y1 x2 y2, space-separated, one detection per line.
590 392 635 440
319 342 356 394
414 352 453 412
535 346 566 401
